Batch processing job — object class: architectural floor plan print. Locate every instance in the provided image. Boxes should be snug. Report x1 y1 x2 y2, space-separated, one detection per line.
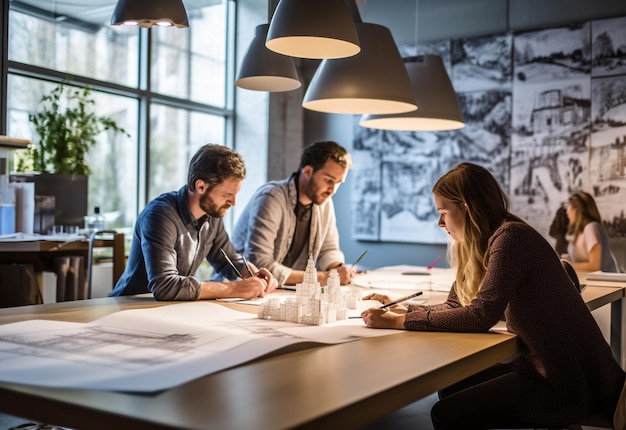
0 302 396 392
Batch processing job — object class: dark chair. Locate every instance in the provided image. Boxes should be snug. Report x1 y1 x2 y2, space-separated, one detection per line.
559 258 624 430
566 377 626 429
86 230 126 298
560 259 581 293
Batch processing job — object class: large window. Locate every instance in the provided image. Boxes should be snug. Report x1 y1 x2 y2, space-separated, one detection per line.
4 0 234 231
8 4 139 87
149 104 225 199
152 2 228 106
7 75 138 229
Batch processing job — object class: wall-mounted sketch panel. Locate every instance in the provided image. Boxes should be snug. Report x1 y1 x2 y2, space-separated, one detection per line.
351 16 626 244
514 23 591 84
510 79 591 235
352 88 510 244
591 16 626 77
590 75 626 236
451 33 512 92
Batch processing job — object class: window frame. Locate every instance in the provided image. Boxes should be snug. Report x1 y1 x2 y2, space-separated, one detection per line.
0 0 237 228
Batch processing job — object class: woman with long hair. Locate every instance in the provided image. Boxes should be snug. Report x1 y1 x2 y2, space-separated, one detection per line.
361 162 624 429
562 191 617 272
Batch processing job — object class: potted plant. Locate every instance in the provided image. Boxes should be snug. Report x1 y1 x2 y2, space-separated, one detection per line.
14 82 129 231
18 82 128 175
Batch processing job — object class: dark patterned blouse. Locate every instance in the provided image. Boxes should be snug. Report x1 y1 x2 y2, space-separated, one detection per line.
405 221 624 425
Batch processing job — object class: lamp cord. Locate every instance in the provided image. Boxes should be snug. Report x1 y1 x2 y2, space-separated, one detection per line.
414 0 419 47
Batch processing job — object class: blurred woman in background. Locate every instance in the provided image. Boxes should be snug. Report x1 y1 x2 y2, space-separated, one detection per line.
561 191 617 272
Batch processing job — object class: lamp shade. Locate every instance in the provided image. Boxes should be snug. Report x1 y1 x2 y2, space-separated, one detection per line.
266 0 360 59
235 24 301 92
360 55 465 131
111 0 189 28
302 23 417 115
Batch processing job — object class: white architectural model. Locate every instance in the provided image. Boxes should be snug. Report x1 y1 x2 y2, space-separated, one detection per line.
258 256 358 325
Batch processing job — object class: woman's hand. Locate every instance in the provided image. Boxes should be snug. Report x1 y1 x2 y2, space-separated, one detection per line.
362 292 392 304
360 307 405 329
362 293 408 314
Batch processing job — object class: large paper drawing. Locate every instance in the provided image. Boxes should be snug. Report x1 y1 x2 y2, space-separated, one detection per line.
0 302 396 392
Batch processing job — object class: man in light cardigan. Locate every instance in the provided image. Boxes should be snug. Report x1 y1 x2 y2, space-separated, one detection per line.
232 141 356 287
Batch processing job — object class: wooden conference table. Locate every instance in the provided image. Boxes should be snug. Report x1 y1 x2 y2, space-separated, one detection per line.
0 284 623 429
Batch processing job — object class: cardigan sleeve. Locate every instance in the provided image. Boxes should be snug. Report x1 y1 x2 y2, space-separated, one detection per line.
243 187 295 285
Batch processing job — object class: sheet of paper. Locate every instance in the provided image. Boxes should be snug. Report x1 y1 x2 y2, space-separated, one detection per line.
352 266 454 292
0 301 399 392
585 271 626 282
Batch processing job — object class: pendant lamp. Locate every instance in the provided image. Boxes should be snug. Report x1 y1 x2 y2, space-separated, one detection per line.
235 24 301 92
359 55 464 131
266 0 360 59
111 0 189 28
302 22 417 115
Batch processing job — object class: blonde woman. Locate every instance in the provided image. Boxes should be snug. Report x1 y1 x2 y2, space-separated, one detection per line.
361 163 624 429
561 191 616 272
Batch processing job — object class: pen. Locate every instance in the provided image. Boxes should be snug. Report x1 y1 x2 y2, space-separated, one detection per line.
379 291 424 309
242 255 255 278
427 255 442 270
219 248 243 279
350 249 369 270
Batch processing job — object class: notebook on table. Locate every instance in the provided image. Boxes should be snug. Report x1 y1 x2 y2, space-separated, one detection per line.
585 271 626 282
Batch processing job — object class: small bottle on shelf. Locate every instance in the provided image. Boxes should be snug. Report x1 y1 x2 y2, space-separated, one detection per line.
85 206 106 233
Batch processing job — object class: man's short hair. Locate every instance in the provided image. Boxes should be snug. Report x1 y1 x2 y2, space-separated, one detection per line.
299 141 352 172
187 144 246 191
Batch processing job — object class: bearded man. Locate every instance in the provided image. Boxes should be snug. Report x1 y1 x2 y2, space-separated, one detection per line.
232 141 356 287
110 144 277 300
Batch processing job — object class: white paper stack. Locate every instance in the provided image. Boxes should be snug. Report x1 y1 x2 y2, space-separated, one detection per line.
585 271 626 282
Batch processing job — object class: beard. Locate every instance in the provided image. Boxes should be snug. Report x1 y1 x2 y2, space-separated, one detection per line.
302 179 331 205
200 192 230 218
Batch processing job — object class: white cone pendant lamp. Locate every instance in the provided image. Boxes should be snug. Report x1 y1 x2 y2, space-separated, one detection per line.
111 0 189 28
236 24 301 92
302 22 417 115
266 0 360 59
360 55 464 131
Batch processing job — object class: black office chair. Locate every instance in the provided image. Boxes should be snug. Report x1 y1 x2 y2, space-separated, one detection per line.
86 230 120 299
560 259 581 293
566 377 626 429
558 259 624 430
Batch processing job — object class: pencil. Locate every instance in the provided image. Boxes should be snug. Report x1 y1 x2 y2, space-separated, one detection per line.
242 255 254 278
350 249 369 269
427 255 442 269
219 248 243 279
379 291 424 309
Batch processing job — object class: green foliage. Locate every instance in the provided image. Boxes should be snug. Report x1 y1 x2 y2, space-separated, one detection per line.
18 83 128 176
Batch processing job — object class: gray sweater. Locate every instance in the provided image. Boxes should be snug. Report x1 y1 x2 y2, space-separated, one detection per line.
232 174 344 285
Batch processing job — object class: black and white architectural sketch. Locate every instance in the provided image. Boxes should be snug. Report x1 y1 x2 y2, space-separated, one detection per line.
510 79 591 234
351 16 626 244
352 88 510 244
451 34 512 92
592 16 626 77
590 74 626 236
514 23 591 84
